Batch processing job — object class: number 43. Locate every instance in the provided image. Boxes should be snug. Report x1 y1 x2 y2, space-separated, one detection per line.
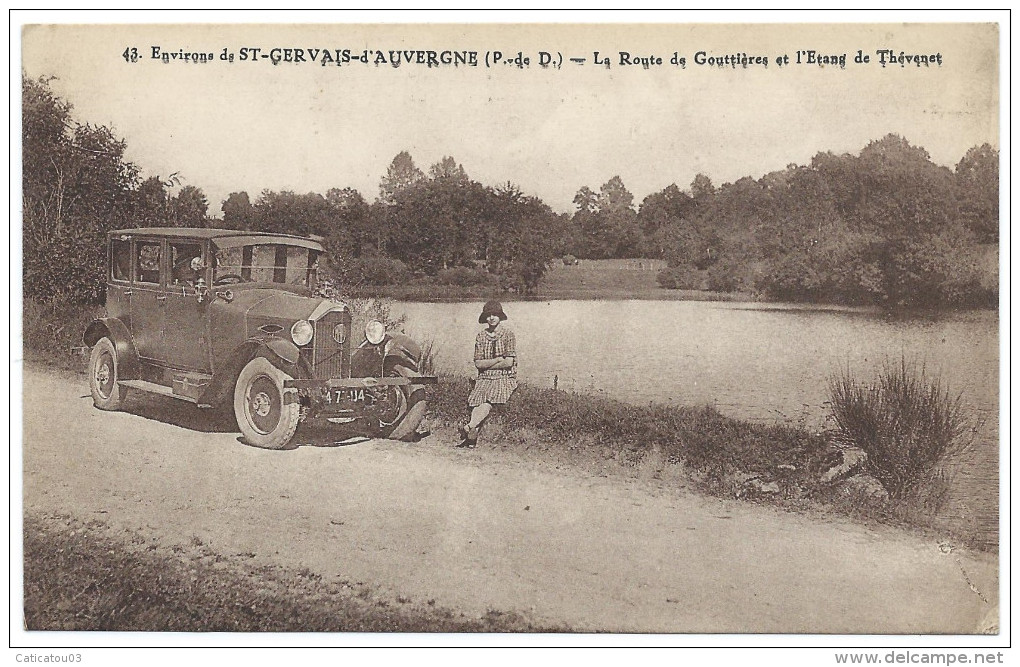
122 47 139 63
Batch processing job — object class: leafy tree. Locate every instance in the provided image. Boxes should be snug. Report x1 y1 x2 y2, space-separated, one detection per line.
378 150 424 205
600 176 641 257
324 187 373 264
569 177 641 259
133 176 172 228
23 75 139 304
570 185 610 259
428 155 469 182
385 174 488 273
251 190 332 238
690 173 716 200
484 183 560 294
638 184 697 258
221 191 253 230
599 175 634 213
954 143 998 243
169 185 209 228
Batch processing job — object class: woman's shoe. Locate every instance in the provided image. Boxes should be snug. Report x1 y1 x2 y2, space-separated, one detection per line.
456 424 478 448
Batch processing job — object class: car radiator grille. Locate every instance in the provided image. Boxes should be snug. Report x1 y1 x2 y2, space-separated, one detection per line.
304 311 349 380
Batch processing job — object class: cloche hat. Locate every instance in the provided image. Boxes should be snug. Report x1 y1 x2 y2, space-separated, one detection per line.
479 300 508 324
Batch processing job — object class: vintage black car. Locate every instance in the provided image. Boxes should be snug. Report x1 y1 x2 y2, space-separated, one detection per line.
83 228 435 449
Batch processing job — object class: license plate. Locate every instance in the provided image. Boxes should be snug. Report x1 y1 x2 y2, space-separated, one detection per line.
323 388 365 404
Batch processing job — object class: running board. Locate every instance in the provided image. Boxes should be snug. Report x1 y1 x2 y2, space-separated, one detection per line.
119 379 198 403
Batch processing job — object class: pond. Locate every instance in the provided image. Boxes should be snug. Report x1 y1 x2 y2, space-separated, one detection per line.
395 300 1000 547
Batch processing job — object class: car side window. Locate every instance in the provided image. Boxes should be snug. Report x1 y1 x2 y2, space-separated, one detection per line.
286 246 310 285
250 244 276 283
213 246 244 283
169 242 202 287
136 242 161 285
111 239 131 283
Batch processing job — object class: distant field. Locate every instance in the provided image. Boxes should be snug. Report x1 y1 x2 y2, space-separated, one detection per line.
540 258 739 300
542 258 664 296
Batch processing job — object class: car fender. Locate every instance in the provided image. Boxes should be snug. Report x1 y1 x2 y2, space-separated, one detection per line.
258 337 301 366
384 332 422 371
198 337 302 407
83 317 139 380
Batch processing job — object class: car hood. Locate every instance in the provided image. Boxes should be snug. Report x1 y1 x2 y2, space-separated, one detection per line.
224 288 346 324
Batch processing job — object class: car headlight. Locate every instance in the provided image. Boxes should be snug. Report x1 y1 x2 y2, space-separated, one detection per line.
291 320 314 346
365 319 386 345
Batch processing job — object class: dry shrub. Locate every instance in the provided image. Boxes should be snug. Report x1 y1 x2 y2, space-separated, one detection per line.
828 358 974 500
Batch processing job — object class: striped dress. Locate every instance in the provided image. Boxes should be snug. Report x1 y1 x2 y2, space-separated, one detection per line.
467 326 518 406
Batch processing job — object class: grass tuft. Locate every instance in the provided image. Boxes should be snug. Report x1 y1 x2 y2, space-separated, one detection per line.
827 358 975 501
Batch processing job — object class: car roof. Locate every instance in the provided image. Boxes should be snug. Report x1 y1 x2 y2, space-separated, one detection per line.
112 227 321 242
111 228 325 250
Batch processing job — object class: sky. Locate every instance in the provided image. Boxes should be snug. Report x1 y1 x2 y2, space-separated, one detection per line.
20 20 1001 216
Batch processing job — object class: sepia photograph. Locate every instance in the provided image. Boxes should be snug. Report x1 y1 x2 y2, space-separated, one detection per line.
12 12 1007 654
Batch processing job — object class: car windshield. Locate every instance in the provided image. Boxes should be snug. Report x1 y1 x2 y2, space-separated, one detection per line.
213 243 319 287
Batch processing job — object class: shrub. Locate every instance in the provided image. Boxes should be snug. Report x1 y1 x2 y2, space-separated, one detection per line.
23 300 104 369
827 358 973 499
562 254 577 266
705 262 741 292
656 266 703 290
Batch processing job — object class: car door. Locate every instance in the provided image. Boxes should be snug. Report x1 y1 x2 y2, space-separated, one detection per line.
129 237 167 364
163 239 212 372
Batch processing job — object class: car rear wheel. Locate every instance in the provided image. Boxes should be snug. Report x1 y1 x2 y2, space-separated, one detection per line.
88 337 128 410
233 357 300 450
376 366 428 442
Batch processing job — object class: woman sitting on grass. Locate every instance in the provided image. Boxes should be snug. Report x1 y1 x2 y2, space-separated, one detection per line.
458 300 517 448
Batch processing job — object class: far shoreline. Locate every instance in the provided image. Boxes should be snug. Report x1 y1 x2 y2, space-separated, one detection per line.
342 284 998 317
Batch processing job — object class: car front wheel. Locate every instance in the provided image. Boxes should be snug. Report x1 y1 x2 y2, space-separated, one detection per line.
88 337 128 410
233 357 300 450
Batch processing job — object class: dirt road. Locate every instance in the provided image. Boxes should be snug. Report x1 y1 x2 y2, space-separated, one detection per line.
21 366 998 633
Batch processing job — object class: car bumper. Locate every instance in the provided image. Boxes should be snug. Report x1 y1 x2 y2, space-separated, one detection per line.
284 376 437 389
285 375 436 420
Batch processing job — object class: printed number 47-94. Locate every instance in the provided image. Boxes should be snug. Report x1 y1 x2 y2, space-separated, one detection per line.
123 47 139 63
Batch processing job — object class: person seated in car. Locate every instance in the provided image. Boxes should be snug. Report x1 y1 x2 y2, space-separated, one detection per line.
172 255 202 287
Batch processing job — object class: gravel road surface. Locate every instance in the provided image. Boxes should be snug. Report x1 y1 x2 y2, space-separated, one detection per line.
21 366 998 633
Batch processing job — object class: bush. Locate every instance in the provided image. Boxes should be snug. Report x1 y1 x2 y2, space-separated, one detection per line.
656 266 703 290
23 300 104 369
705 261 742 292
435 266 492 287
562 254 577 266
827 358 973 499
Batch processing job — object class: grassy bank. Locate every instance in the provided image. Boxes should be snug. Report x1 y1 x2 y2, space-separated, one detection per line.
23 513 555 632
427 375 986 551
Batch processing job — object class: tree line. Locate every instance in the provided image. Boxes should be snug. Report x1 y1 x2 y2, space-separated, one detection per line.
651 137 998 308
23 74 998 309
